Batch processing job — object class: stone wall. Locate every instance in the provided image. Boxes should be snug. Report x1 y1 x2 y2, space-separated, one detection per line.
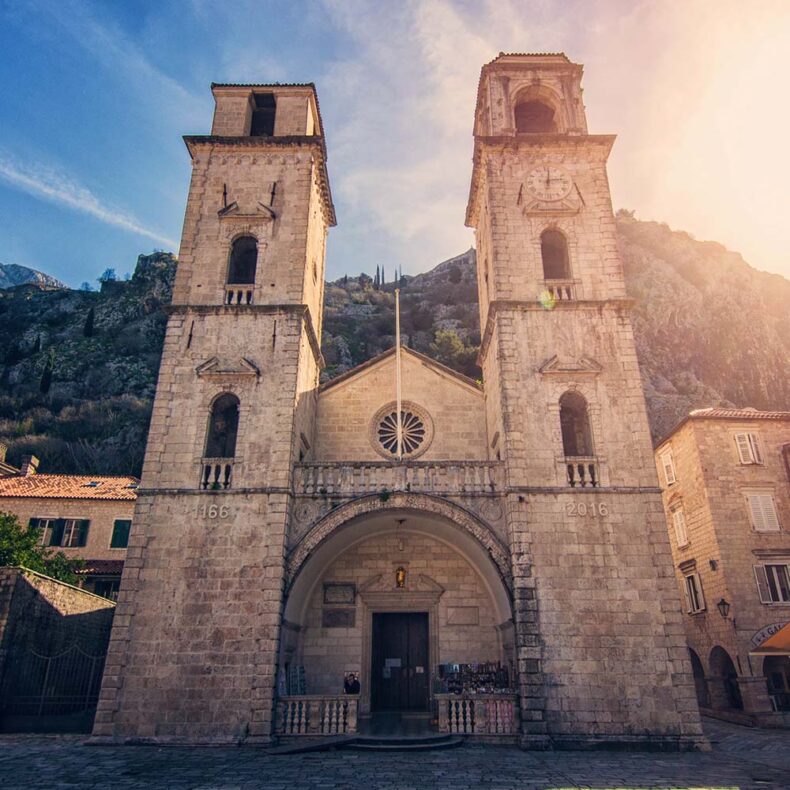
0 567 114 670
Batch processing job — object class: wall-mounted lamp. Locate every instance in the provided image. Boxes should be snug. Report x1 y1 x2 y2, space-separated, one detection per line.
716 598 731 619
395 566 406 588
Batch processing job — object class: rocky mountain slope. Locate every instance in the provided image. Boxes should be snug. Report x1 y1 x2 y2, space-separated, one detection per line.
0 263 65 290
0 254 175 475
0 217 787 475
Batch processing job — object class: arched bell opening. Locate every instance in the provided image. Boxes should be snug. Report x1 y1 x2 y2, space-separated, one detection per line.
280 506 515 719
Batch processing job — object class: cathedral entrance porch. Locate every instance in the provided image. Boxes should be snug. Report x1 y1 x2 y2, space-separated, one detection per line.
276 502 518 740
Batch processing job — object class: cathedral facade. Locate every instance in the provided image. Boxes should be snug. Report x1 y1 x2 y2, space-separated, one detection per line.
92 54 705 749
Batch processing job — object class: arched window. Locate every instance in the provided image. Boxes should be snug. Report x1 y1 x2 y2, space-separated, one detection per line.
227 236 258 285
559 391 592 457
204 394 240 459
541 229 570 280
515 100 557 133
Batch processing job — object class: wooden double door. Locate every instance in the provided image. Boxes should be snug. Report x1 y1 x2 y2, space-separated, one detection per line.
371 613 429 712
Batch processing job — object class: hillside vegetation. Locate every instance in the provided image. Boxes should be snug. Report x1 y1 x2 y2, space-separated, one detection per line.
0 216 787 476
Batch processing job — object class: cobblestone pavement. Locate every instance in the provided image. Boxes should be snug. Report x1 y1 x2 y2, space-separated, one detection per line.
0 718 788 789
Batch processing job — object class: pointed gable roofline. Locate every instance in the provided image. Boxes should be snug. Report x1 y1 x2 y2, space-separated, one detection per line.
320 346 482 395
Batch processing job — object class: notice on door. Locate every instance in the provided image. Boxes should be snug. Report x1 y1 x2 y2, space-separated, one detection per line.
385 658 402 668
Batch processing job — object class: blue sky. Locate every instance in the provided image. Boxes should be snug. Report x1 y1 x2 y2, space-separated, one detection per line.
1 0 788 287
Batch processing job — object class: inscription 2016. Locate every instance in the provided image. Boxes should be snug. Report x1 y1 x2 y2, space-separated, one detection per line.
566 502 609 517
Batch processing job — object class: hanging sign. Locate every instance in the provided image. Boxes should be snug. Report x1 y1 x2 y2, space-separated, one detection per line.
750 621 788 647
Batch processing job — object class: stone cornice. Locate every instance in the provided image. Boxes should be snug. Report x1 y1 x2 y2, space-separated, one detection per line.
477 298 634 364
165 303 325 368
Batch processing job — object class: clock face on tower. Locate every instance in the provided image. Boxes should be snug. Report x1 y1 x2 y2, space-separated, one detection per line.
525 166 573 201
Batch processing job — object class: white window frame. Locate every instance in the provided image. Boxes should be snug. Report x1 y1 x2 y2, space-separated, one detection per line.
754 563 790 604
660 449 676 486
683 572 705 614
744 491 781 532
734 432 764 465
671 505 689 548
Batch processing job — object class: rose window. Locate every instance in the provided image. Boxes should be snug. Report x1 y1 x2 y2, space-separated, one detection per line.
377 410 426 457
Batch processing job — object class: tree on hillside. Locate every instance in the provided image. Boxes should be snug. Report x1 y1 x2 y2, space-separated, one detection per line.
428 329 480 379
374 266 380 290
83 307 96 338
98 268 117 284
79 282 94 291
0 511 84 585
39 350 54 394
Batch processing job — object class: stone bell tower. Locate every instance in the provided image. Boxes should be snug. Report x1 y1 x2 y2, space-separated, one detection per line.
92 83 335 743
467 54 704 748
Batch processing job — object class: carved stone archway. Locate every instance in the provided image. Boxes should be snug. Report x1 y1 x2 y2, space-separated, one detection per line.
286 492 512 593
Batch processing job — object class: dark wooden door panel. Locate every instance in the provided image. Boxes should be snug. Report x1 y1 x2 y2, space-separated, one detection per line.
371 613 429 712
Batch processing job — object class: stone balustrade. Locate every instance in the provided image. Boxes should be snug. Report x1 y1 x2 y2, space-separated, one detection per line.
275 695 358 736
200 458 234 490
224 285 254 305
436 693 518 736
565 456 599 488
294 461 504 497
543 279 575 301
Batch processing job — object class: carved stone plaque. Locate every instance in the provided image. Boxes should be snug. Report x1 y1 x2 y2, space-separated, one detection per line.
323 583 356 605
322 608 356 628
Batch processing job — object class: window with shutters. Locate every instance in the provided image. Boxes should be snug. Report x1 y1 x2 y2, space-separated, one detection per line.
61 519 89 548
735 432 764 465
29 517 58 547
683 572 705 614
660 449 676 486
754 563 790 604
110 519 132 549
744 491 781 532
671 504 689 548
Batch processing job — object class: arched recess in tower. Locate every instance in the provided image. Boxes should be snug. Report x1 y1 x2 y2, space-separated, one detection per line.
515 99 558 133
281 501 514 715
559 391 593 457
227 236 258 285
204 393 240 458
540 229 571 280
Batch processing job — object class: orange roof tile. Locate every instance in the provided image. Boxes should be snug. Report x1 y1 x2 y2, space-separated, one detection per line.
0 474 138 501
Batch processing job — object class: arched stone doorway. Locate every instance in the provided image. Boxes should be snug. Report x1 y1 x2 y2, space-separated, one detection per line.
688 648 710 709
709 646 743 711
281 495 515 725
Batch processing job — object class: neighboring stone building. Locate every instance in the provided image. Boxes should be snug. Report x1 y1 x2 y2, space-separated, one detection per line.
655 408 790 727
92 54 704 748
0 459 137 599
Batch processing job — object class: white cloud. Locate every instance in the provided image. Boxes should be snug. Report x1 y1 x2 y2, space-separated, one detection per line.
0 153 178 248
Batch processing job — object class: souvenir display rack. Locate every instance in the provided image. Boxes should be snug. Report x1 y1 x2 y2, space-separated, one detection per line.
435 661 510 694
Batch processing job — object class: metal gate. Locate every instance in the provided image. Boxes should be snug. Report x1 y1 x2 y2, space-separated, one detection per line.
0 643 107 732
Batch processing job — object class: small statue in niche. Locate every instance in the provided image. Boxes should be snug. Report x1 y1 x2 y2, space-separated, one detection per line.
395 566 406 588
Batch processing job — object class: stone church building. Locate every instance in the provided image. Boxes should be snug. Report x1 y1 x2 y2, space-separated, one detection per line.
92 54 705 748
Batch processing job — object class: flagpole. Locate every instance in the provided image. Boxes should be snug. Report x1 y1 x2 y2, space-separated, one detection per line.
395 287 403 461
